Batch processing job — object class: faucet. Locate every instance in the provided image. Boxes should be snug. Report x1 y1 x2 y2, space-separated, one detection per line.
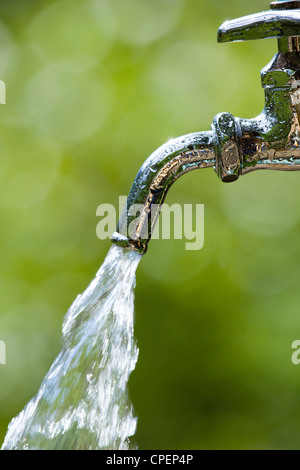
111 0 300 254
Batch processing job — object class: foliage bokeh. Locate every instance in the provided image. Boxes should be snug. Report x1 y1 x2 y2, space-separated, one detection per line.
0 0 300 449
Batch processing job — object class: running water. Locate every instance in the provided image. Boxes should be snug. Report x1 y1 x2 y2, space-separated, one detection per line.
1 245 142 450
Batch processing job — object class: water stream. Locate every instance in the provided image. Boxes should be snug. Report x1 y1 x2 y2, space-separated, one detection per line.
1 245 141 450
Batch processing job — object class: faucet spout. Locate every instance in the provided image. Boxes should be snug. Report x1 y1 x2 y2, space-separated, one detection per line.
111 131 216 254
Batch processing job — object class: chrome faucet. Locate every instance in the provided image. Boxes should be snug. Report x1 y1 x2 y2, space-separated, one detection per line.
112 0 300 254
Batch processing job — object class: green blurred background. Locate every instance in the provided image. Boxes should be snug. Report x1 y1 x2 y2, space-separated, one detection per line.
1 0 300 450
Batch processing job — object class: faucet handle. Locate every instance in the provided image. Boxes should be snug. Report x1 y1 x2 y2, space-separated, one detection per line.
218 1 300 47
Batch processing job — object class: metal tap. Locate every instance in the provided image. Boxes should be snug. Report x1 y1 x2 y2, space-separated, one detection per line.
112 1 300 254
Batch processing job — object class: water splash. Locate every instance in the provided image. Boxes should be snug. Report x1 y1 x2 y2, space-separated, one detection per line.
1 245 141 450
